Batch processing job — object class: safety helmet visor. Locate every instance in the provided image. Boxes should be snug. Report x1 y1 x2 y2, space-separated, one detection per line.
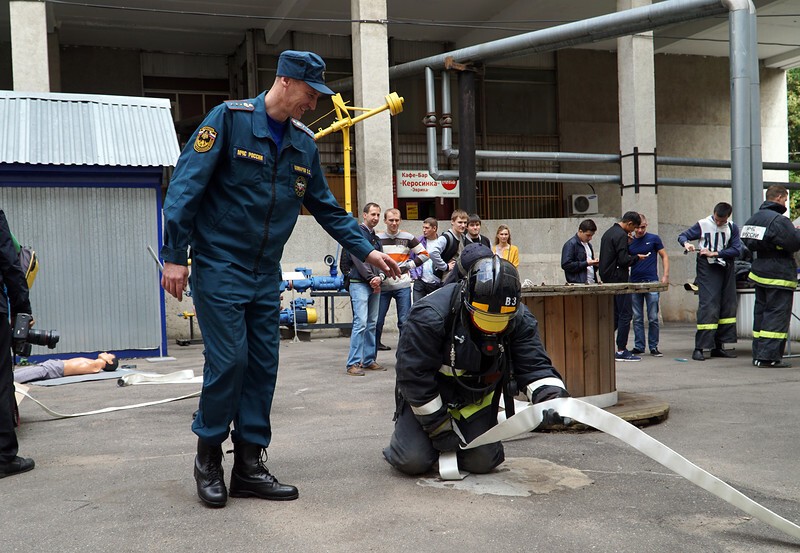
467 304 511 334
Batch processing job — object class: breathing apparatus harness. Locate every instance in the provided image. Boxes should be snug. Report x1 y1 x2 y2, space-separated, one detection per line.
444 280 518 419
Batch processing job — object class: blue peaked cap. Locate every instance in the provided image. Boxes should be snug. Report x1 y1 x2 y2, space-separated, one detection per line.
277 50 335 95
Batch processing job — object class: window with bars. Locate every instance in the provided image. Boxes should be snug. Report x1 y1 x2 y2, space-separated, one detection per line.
396 133 563 219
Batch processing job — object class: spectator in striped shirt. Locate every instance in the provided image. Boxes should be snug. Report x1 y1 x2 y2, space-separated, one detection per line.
376 209 429 352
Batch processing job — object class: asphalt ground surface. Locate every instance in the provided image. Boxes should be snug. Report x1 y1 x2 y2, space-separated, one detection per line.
4 323 800 553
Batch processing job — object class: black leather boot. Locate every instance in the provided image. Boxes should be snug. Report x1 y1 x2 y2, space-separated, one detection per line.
229 443 299 501
194 439 227 508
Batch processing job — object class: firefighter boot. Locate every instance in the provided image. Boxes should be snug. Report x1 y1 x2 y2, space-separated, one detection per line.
229 442 299 501
194 439 227 508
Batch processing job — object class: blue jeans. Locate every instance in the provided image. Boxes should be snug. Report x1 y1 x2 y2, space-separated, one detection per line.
376 286 412 346
346 281 380 368
632 292 660 351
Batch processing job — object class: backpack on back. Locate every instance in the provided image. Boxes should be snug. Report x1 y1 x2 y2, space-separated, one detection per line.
10 232 39 289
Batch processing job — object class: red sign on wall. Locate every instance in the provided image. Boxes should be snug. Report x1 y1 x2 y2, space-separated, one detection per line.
396 170 459 198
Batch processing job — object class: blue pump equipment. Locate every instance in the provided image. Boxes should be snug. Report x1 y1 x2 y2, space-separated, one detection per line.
279 253 346 327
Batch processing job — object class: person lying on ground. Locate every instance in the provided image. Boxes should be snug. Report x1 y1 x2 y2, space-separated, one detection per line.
13 353 119 384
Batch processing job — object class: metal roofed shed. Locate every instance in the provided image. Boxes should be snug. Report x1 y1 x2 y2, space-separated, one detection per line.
0 91 180 360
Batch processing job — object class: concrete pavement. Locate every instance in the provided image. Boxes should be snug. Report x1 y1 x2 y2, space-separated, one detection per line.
4 323 800 552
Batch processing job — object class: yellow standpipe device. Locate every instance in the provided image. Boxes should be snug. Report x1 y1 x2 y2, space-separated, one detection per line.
314 92 404 214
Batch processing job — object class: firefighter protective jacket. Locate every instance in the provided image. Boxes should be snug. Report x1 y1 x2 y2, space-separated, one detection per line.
741 201 800 290
394 283 566 426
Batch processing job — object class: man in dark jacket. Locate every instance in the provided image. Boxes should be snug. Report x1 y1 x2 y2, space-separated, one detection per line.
741 186 800 368
0 210 35 478
345 202 387 376
599 212 646 361
383 256 569 476
561 219 599 284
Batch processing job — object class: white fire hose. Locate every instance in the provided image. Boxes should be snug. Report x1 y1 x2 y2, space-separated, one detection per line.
439 397 800 540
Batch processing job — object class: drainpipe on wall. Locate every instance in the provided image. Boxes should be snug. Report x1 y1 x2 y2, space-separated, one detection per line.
724 0 755 226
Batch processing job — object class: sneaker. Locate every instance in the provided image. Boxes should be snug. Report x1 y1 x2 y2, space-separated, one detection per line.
362 362 387 371
650 349 663 357
346 365 365 376
615 350 641 362
377 343 391 351
753 359 792 368
631 348 645 355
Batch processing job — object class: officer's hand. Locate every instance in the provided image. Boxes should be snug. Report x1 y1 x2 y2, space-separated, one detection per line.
431 428 464 452
162 262 189 301
366 250 401 278
684 243 696 253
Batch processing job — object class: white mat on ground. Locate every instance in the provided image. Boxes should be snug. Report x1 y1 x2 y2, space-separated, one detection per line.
30 368 141 386
13 370 202 418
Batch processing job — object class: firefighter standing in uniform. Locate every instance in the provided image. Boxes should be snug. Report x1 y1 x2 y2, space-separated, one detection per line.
740 185 800 368
383 256 569 475
678 202 744 361
161 50 399 508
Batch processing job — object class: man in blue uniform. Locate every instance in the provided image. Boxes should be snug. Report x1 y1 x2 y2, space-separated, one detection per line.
161 50 399 508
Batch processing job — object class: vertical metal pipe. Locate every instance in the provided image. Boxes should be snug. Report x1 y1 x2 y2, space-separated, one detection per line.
424 67 440 179
728 6 751 226
458 70 477 215
749 7 764 214
441 70 453 153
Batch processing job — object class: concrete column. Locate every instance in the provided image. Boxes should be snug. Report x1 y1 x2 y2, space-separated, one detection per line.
350 0 393 214
616 0 657 231
10 0 50 92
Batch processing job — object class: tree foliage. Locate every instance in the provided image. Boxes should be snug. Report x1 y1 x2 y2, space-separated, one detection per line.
787 68 799 213
789 68 799 183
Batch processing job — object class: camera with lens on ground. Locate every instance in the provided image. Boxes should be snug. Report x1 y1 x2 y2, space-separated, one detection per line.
12 313 60 357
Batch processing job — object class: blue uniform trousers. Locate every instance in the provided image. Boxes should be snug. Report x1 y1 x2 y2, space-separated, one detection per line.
190 254 281 447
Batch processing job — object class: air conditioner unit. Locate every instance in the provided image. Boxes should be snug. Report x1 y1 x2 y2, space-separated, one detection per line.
570 194 599 215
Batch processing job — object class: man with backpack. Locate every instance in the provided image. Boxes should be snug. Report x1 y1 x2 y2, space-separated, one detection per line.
428 209 468 285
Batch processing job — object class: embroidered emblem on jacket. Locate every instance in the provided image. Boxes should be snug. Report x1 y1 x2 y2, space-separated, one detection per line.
194 126 217 153
294 176 307 197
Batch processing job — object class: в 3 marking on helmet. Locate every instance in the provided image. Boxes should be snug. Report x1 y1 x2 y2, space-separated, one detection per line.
462 256 521 335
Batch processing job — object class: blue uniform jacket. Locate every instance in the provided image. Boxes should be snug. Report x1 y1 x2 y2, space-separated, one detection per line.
161 91 374 272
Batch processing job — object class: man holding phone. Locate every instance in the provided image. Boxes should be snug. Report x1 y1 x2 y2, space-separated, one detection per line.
628 214 669 357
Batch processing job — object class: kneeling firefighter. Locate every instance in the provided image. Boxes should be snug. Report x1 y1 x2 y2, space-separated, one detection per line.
383 256 569 475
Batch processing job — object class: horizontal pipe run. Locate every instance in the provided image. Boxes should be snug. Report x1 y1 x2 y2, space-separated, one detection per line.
330 0 728 90
658 177 795 188
445 149 621 163
443 149 798 170
433 170 620 183
658 156 800 171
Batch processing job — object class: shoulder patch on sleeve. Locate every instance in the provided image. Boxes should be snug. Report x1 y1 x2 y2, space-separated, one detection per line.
291 118 316 139
224 100 256 111
193 126 217 153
